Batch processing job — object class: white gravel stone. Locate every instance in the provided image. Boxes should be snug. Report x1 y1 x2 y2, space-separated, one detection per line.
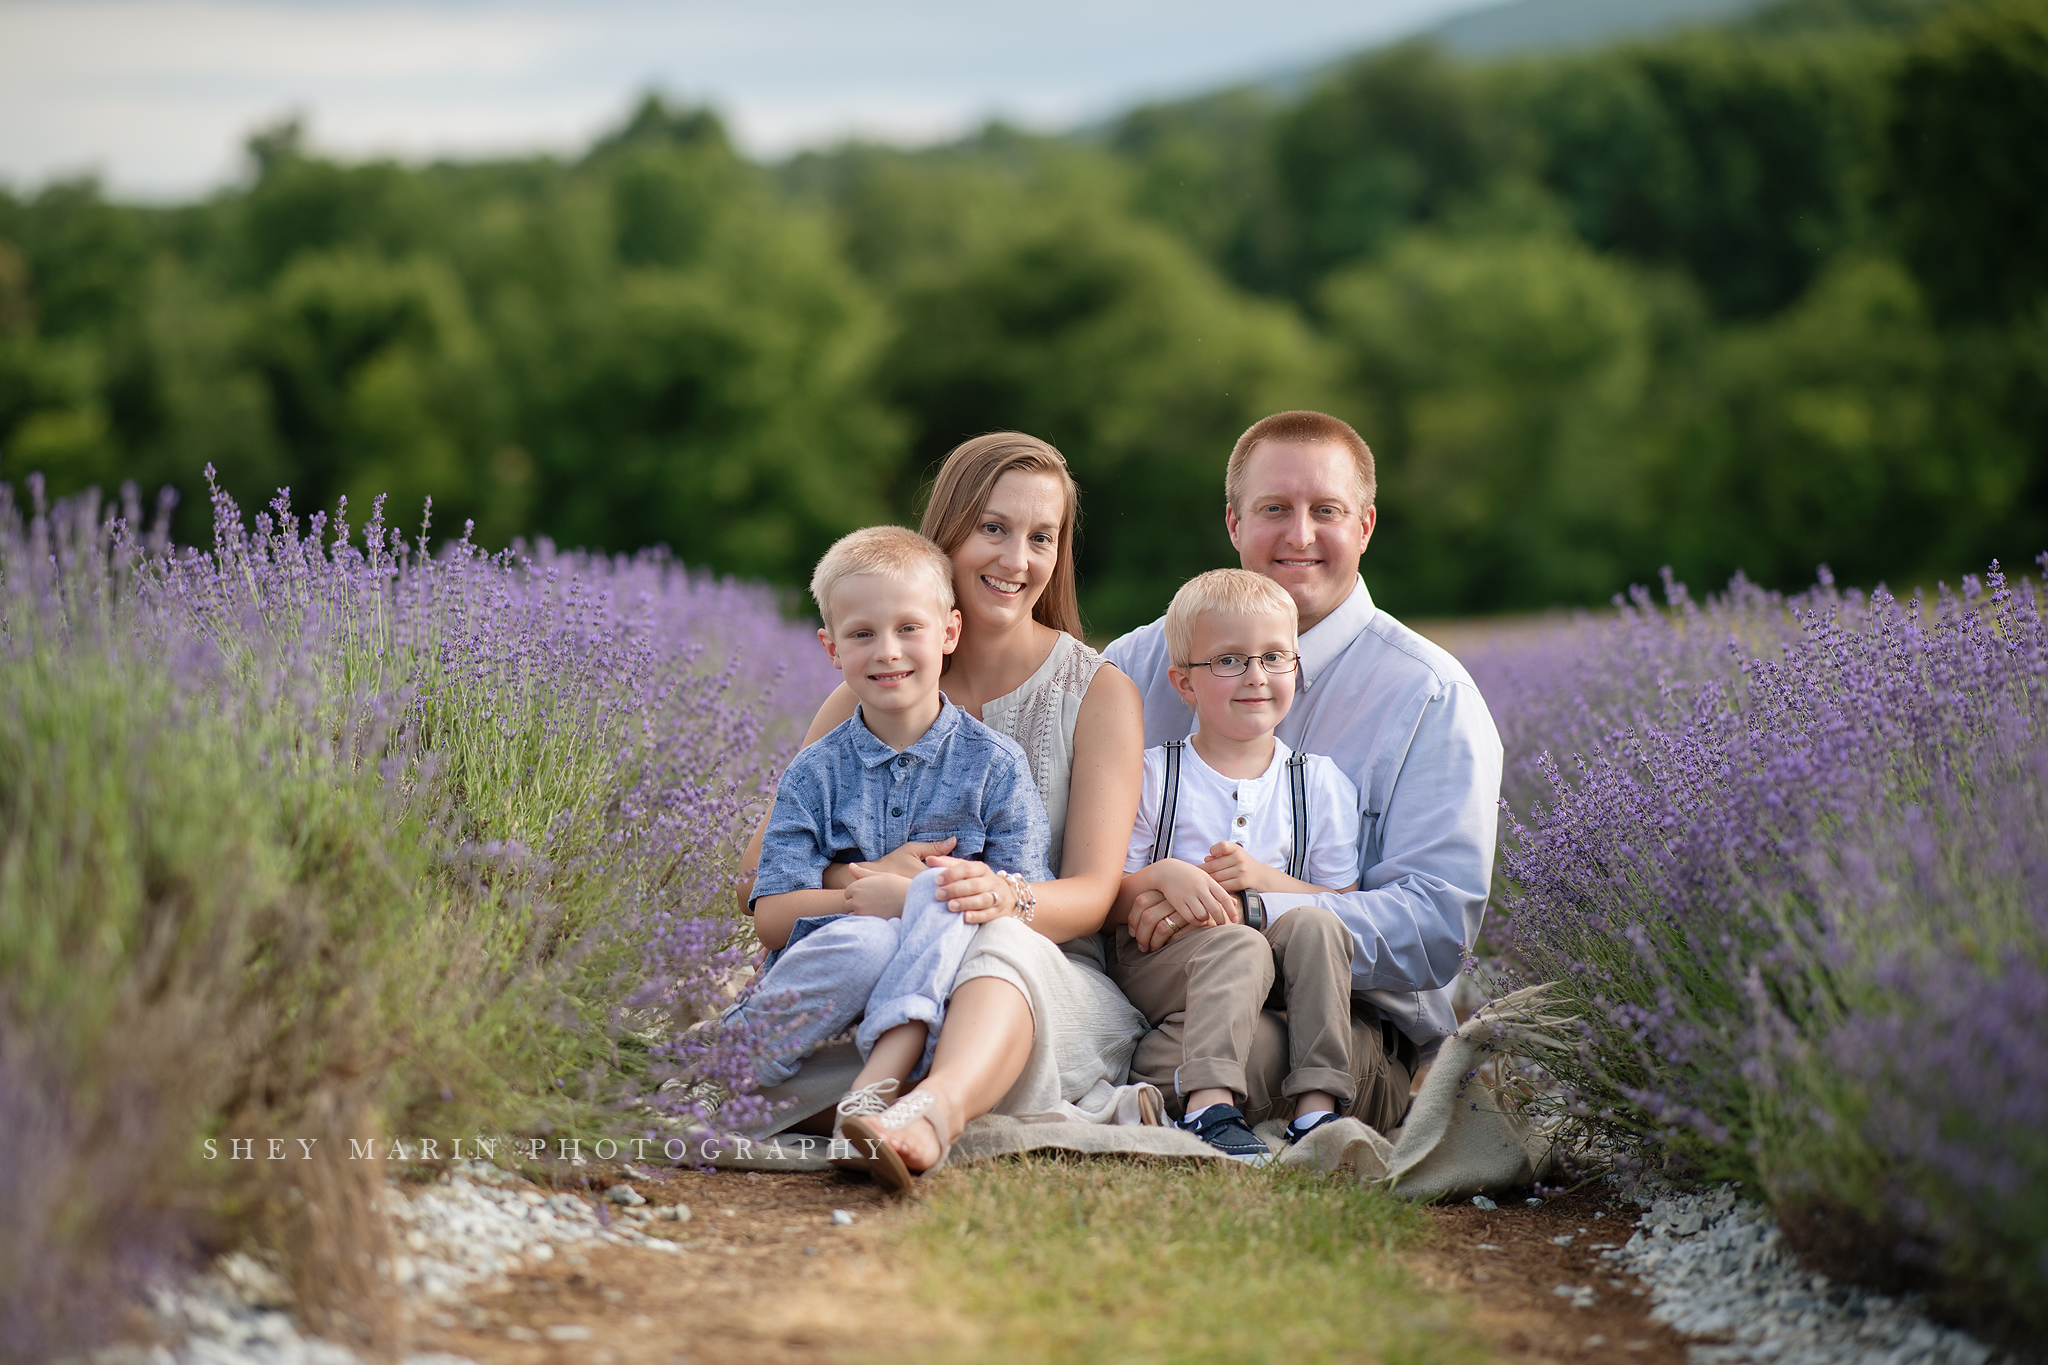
128 1161 683 1365
1606 1180 1999 1365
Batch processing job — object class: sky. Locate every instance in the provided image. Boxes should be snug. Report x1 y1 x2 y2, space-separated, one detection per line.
0 0 1490 199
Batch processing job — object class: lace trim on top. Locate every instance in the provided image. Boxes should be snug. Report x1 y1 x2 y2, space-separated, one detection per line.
997 634 1101 790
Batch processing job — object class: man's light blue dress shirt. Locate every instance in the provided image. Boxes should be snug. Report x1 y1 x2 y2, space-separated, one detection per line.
1104 576 1504 1055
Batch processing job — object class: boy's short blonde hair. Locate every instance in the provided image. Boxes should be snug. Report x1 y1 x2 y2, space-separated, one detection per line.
1164 568 1299 666
810 525 956 630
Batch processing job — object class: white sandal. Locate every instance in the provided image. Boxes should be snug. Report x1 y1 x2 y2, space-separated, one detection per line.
837 1087 960 1196
831 1078 899 1138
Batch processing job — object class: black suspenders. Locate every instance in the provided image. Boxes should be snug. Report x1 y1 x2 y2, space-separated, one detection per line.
1149 740 1185 866
1151 739 1309 876
1284 750 1309 880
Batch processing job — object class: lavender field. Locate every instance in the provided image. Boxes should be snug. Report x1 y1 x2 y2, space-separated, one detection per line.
1463 559 2048 1340
0 477 831 1357
1 474 2042 1354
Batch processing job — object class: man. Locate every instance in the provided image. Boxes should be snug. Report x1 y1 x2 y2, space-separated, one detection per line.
1104 410 1504 1132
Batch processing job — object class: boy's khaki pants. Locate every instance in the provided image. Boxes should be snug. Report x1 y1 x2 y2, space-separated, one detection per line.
1111 904 1415 1136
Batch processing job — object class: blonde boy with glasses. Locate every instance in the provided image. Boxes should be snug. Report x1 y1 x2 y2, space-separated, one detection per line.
1109 569 1362 1164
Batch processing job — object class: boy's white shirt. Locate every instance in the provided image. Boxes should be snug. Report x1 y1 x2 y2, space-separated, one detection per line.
1123 736 1362 890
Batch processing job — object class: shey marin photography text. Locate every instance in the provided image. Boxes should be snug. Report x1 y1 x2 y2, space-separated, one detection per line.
200 1135 852 1164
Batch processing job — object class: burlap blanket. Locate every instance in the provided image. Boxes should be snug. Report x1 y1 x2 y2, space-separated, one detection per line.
713 984 1565 1200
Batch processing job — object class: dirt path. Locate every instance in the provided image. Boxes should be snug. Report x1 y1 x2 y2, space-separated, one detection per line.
408 1169 928 1365
1418 1184 1689 1365
404 1166 1692 1365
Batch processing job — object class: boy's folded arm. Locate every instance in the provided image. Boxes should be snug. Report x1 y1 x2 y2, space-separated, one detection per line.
1252 871 1359 897
751 888 846 951
1110 861 1166 921
737 685 858 905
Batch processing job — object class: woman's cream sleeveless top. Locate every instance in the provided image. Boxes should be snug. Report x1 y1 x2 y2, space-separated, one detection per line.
978 631 1106 880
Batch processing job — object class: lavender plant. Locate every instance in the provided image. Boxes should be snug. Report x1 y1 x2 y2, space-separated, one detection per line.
0 475 830 1358
1465 557 2048 1330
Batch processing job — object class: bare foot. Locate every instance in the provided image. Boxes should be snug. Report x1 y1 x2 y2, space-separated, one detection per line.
880 1095 948 1172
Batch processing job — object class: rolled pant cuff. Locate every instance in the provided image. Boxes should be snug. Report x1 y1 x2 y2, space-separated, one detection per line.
1175 1061 1250 1101
855 999 944 1079
1283 1067 1356 1106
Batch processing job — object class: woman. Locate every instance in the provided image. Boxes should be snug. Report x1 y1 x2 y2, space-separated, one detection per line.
741 432 1148 1180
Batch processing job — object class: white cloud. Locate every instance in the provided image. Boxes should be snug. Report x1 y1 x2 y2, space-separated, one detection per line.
0 0 1478 197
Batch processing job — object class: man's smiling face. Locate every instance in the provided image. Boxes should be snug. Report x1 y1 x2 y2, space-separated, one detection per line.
1225 439 1376 632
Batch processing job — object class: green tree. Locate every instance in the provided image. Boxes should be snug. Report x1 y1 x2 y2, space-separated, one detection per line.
1669 255 2045 591
243 249 498 534
1884 0 2048 323
1320 230 1677 614
1274 43 1523 289
525 117 906 580
1109 88 1292 294
1499 30 1890 317
881 208 1335 633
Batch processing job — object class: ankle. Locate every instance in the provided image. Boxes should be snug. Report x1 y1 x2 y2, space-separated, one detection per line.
1292 1091 1339 1122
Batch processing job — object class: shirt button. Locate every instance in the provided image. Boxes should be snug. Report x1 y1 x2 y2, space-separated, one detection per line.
891 806 903 817
1235 816 1247 827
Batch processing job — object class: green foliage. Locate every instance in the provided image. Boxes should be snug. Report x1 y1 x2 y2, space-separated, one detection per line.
1276 43 1525 290
1322 230 1676 613
1660 255 2046 591
1 3 2044 623
248 249 496 526
879 205 1333 630
1108 88 1291 293
1884 0 2048 322
1496 29 1890 318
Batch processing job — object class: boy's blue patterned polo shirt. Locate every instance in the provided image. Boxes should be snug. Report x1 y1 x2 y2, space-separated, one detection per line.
751 696 1052 909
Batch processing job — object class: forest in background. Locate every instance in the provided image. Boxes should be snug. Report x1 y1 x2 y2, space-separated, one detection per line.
0 0 2042 633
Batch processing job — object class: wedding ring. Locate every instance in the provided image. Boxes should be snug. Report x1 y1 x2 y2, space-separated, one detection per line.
1163 915 1176 930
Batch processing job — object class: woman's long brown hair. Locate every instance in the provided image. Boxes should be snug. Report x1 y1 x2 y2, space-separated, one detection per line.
918 432 1084 640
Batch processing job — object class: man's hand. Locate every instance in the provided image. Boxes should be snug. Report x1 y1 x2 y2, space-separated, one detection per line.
1129 860 1239 952
825 836 958 889
843 866 912 918
1201 841 1284 894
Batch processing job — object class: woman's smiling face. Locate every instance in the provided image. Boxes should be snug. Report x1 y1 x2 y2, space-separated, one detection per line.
950 469 1065 635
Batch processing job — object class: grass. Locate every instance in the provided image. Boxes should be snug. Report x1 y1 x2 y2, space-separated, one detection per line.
886 1158 1484 1365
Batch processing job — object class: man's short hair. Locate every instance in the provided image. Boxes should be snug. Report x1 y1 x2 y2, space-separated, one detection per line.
810 525 956 630
1164 568 1300 666
1225 411 1375 515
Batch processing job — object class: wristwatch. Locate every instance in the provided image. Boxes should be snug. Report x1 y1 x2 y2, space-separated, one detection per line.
1239 889 1267 931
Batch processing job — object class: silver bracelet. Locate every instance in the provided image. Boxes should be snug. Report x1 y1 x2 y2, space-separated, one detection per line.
997 870 1037 923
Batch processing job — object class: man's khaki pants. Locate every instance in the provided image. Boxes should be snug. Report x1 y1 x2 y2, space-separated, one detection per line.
1109 904 1414 1134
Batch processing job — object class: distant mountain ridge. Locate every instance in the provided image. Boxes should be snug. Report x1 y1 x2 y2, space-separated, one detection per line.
1421 0 1769 55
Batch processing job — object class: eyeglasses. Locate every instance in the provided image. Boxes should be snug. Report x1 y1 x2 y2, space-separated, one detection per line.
1185 651 1300 678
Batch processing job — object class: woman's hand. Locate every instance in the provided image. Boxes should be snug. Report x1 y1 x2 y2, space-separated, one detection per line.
843 865 912 918
1200 841 1283 894
824 836 958 890
1129 860 1239 952
925 854 1020 925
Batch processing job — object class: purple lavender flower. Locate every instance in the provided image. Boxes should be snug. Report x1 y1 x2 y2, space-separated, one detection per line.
0 475 837 1350
1465 557 2048 1322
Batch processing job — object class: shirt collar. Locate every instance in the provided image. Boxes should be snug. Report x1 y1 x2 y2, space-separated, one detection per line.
1297 576 1375 691
1181 736 1294 790
850 694 963 768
